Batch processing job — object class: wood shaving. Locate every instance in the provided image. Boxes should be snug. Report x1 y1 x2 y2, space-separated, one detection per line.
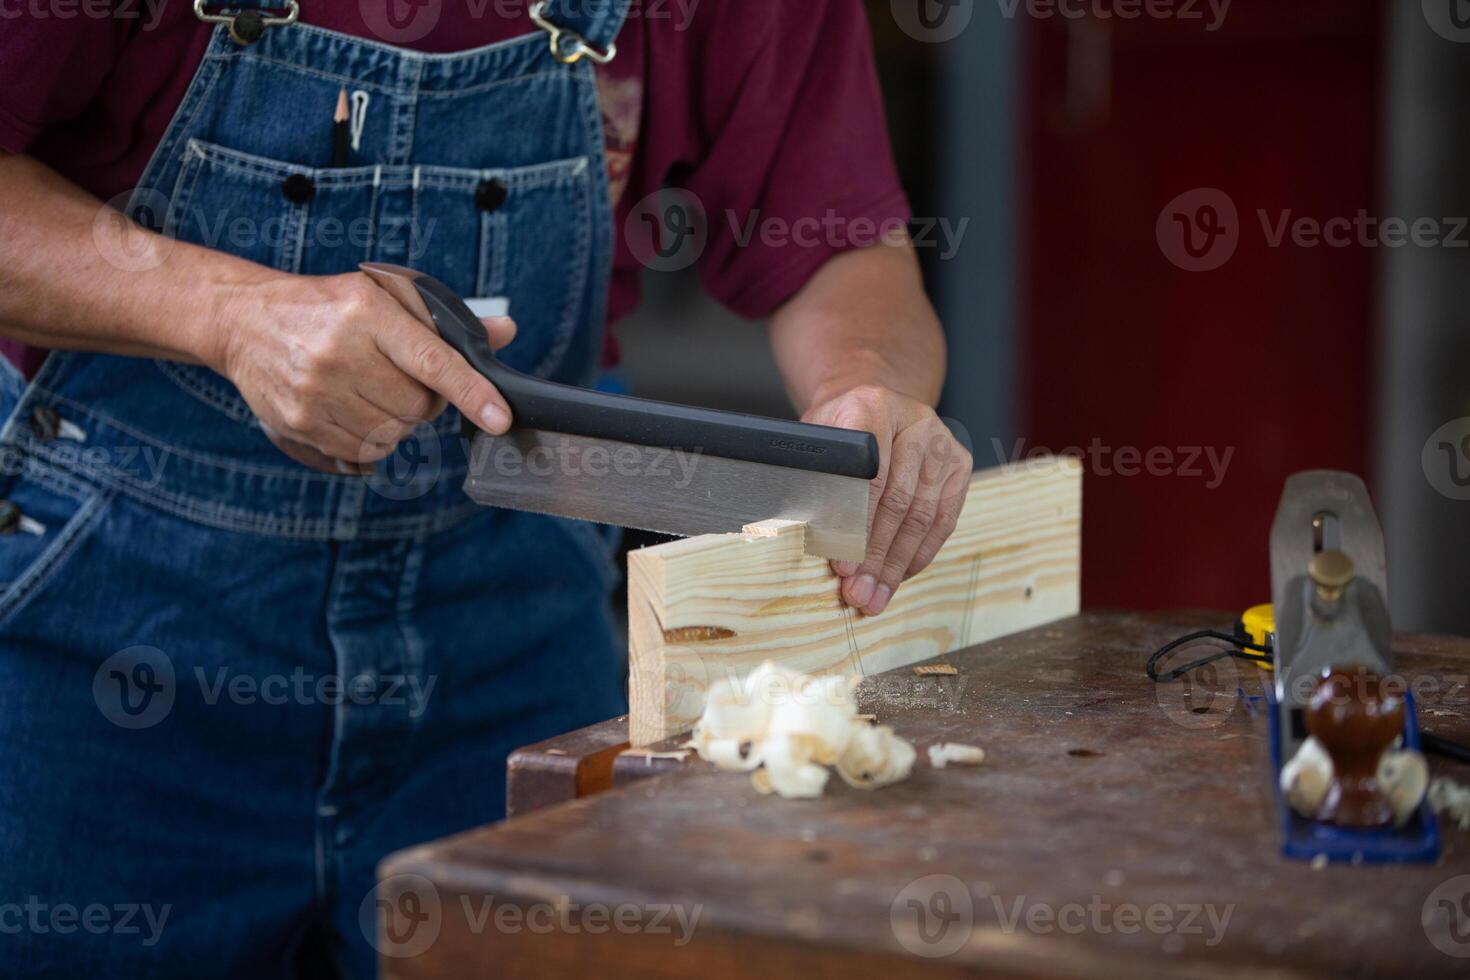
1429 777 1470 830
1280 736 1333 818
928 743 986 768
913 664 958 676
620 749 691 763
689 661 914 799
1378 750 1428 826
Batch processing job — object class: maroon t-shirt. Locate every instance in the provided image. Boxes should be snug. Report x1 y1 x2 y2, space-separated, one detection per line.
0 1 910 376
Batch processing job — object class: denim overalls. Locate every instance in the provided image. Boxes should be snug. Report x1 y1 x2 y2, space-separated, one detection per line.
0 3 630 974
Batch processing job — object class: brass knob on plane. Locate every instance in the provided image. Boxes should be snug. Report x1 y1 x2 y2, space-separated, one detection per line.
1309 549 1355 602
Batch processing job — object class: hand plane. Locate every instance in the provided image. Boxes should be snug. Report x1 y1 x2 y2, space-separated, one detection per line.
1267 471 1437 862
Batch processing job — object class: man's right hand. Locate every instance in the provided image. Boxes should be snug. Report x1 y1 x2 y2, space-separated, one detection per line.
0 154 514 474
209 272 516 474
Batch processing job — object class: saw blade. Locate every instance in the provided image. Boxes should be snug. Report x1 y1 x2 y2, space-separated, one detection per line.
462 429 870 560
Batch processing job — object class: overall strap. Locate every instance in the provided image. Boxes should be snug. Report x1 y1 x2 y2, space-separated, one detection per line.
196 0 634 59
530 0 634 64
192 0 298 45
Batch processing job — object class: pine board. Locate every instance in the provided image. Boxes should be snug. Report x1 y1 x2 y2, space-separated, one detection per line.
625 456 1083 745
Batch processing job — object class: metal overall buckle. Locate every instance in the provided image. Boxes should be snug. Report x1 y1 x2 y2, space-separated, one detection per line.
529 1 617 65
193 0 301 45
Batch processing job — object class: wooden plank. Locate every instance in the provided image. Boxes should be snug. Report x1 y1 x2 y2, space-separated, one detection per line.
625 457 1082 745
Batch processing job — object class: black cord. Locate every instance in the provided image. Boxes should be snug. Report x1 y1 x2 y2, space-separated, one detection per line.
1145 629 1271 683
1146 627 1470 763
1423 732 1470 766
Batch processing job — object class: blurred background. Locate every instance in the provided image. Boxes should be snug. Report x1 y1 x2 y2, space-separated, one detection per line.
617 0 1470 634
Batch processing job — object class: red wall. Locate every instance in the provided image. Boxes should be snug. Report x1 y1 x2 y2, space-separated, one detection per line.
1019 1 1384 612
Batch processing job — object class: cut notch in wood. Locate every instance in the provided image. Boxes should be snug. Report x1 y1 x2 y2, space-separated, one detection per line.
626 456 1083 745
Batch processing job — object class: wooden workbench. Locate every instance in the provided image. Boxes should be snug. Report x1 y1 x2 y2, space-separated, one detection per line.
380 611 1470 978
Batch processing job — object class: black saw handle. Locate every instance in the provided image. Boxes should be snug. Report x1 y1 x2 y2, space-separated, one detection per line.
362 264 880 480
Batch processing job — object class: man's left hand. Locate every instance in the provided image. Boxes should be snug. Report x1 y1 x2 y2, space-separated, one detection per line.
803 384 972 616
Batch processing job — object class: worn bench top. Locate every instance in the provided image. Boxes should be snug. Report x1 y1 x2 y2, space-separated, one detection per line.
381 610 1470 979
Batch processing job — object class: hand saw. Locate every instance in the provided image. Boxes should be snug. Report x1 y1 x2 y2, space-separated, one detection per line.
361 263 877 561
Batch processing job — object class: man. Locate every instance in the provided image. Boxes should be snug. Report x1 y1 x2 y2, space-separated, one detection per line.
0 0 970 974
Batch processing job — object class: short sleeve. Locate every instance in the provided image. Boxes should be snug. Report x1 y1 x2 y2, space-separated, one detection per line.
640 1 912 319
0 11 130 153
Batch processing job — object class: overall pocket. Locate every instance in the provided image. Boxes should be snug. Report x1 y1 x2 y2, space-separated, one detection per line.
408 155 594 378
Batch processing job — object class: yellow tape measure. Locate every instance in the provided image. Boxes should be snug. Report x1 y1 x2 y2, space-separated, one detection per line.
1239 603 1275 671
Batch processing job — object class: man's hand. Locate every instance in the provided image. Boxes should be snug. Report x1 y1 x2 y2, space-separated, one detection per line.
0 156 516 474
804 384 972 616
209 272 516 473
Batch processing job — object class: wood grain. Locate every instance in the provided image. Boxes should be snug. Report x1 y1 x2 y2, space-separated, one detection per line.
626 457 1083 745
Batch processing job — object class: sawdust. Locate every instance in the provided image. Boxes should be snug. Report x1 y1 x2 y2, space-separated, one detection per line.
1429 777 1470 829
928 743 986 768
620 749 691 764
